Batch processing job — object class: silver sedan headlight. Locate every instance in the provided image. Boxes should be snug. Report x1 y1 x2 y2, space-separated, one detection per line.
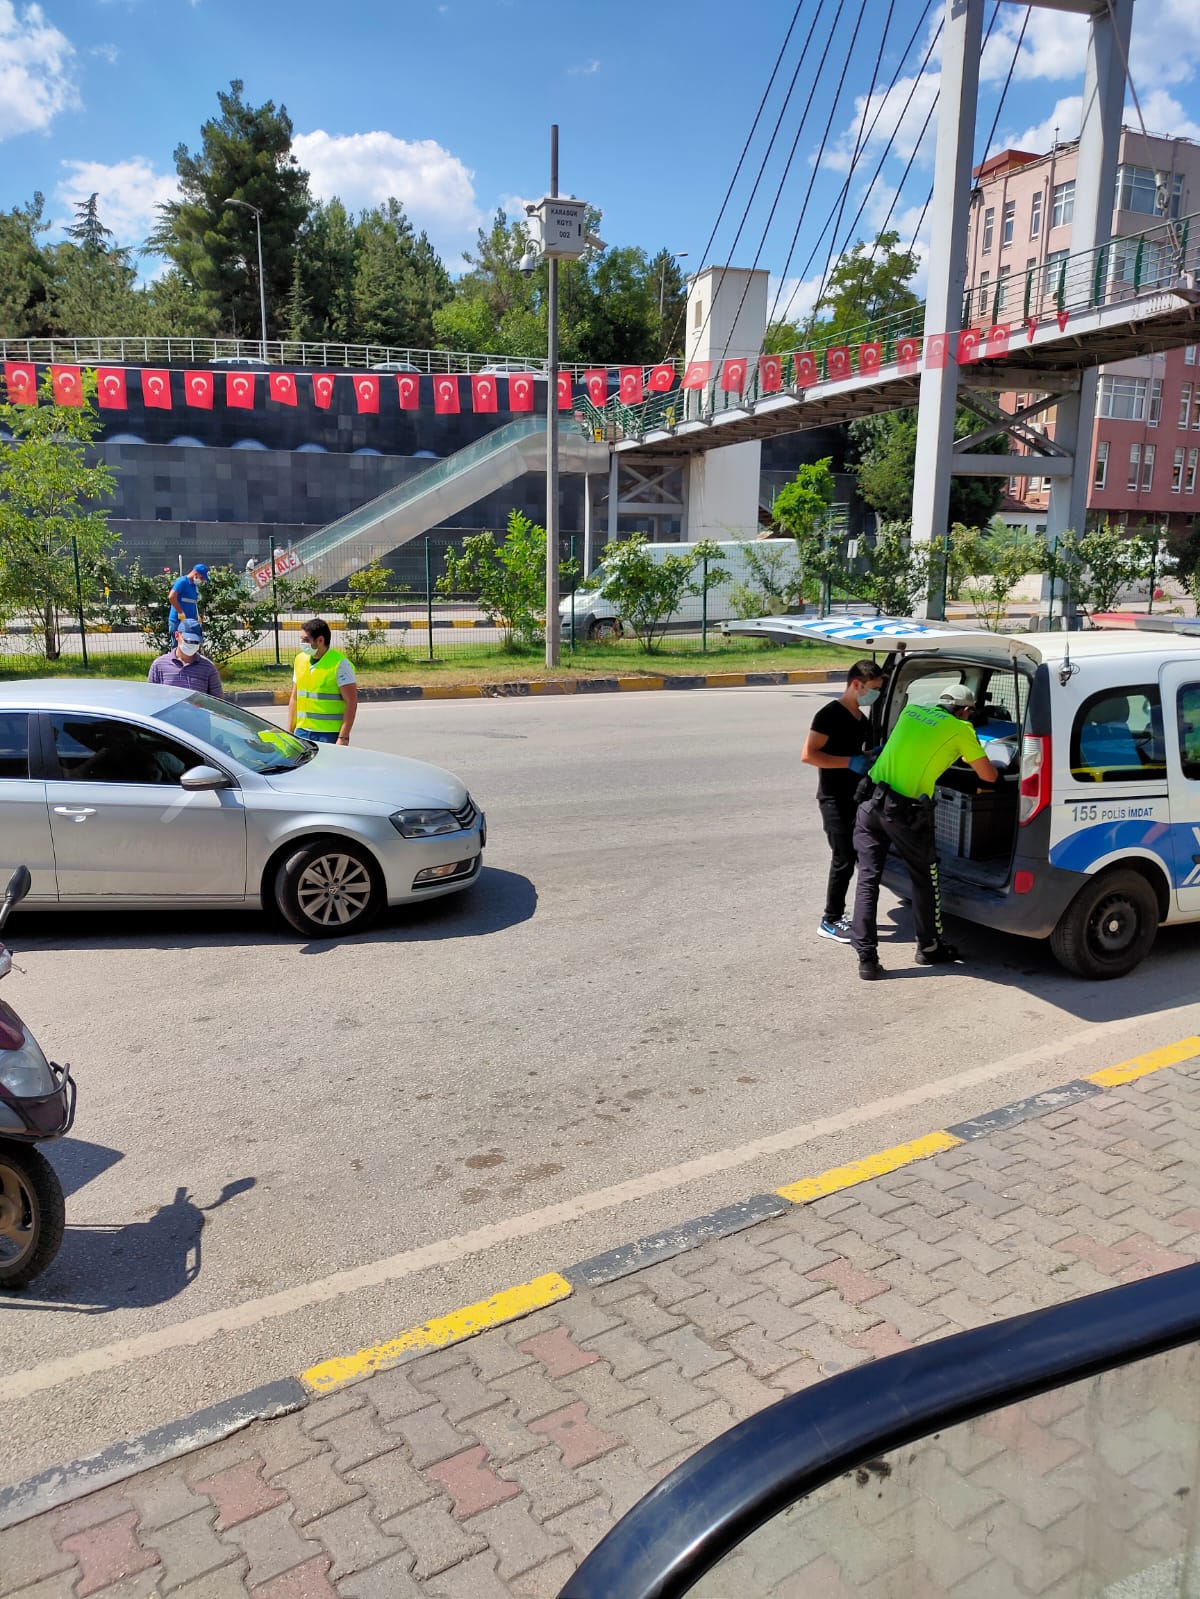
390 809 461 839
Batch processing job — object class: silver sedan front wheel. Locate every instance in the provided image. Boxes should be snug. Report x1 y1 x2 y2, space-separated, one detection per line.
275 841 383 937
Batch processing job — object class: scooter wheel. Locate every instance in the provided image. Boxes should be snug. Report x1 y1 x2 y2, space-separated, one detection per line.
0 1144 65 1290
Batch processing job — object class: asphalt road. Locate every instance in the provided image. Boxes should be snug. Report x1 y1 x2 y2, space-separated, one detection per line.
3 684 1200 1487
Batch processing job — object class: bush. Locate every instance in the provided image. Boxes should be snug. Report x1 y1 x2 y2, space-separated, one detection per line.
332 559 406 668
438 509 576 650
596 535 725 653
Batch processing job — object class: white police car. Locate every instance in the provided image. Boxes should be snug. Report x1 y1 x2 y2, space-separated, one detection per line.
728 613 1200 979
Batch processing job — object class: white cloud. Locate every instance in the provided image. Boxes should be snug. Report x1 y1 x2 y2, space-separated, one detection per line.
568 59 600 76
1129 0 1200 88
1136 87 1200 143
293 128 482 260
89 42 118 65
0 0 77 137
767 271 824 328
1005 94 1083 157
56 156 176 247
824 70 939 174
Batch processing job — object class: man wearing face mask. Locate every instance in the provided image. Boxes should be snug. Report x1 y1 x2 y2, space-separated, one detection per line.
148 617 223 697
289 617 358 746
801 659 885 943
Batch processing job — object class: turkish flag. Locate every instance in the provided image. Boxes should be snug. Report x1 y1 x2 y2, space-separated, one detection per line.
986 323 1011 358
681 361 712 390
956 329 983 364
557 372 573 411
397 373 419 410
826 346 850 379
226 372 256 409
1025 316 1039 344
618 367 644 404
51 365 83 406
3 362 36 404
471 373 498 413
648 364 675 392
269 372 298 406
1056 309 1070 333
434 375 460 414
858 342 882 373
353 375 379 413
792 352 818 386
142 369 172 408
96 367 128 409
721 358 747 394
758 354 782 393
508 374 536 412
312 372 336 409
896 336 921 374
924 334 949 370
583 370 607 405
185 371 213 408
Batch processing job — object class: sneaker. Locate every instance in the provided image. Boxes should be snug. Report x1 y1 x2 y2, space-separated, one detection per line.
858 956 886 981
818 917 852 944
915 941 959 966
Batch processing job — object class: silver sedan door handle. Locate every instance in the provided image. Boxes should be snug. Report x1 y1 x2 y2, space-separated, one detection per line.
53 806 96 821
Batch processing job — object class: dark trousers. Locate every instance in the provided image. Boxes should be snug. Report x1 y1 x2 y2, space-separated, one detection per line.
850 788 944 958
817 793 858 922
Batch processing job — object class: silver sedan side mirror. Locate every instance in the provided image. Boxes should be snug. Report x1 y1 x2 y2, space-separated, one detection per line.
180 765 231 792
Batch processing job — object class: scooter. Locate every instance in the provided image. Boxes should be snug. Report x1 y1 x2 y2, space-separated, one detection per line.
0 866 75 1289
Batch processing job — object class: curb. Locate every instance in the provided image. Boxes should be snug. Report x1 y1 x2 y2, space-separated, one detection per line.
229 667 843 708
4 1034 1196 1531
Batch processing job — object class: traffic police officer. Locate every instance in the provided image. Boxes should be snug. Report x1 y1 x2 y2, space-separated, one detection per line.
288 617 358 745
851 684 998 980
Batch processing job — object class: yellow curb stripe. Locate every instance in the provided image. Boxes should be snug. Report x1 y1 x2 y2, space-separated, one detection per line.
418 684 486 699
776 1130 963 1205
1086 1036 1200 1088
617 676 666 691
703 672 748 688
299 1273 572 1395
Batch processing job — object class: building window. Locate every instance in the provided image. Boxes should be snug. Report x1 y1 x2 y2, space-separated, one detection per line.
1043 248 1069 301
1187 346 1198 366
1149 378 1162 426
996 264 1011 311
979 271 990 318
1173 447 1186 493
1192 387 1200 428
1128 444 1142 491
1099 375 1148 420
1030 191 1043 238
1002 200 1015 245
1188 449 1199 495
1142 443 1155 491
1052 180 1075 228
982 207 995 252
1181 384 1193 429
1093 440 1109 490
693 300 702 329
1115 164 1184 218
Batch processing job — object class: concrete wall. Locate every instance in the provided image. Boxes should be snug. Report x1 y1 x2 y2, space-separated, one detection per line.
682 266 767 541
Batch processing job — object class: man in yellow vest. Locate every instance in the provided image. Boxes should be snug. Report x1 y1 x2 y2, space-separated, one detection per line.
288 617 358 745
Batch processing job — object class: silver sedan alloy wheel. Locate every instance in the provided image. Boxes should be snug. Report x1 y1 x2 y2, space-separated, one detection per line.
295 850 374 927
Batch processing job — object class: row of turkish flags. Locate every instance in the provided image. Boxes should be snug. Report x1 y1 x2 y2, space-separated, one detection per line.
2 313 1072 417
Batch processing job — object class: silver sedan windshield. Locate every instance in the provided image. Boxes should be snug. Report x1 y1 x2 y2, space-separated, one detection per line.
155 694 313 774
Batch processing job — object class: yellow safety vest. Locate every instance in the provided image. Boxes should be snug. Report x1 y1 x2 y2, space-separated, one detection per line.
294 647 348 734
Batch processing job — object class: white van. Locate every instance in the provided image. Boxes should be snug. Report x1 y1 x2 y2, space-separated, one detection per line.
561 540 800 642
728 612 1200 979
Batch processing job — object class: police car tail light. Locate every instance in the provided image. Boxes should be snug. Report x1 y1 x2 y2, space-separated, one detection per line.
1018 734 1051 825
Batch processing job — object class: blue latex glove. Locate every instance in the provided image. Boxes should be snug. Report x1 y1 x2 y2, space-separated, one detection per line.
849 753 872 775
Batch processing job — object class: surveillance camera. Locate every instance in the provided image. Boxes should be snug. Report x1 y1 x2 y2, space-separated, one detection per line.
524 202 538 216
518 251 539 277
585 232 607 252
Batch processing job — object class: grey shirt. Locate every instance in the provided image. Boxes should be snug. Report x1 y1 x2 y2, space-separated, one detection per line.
148 651 223 698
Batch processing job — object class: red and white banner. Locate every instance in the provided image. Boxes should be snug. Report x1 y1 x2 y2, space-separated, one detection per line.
471 373 498 413
96 367 128 409
896 335 921 373
142 370 172 408
3 362 36 404
1056 309 1070 333
269 372 298 406
250 547 303 591
618 367 644 404
792 352 818 386
397 373 419 409
312 373 336 409
433 375 460 414
721 357 747 394
582 370 607 405
826 345 850 379
1025 316 1039 344
557 372 573 410
986 323 1011 358
858 342 882 373
758 354 782 393
50 365 83 406
648 364 675 392
352 374 379 413
185 371 213 408
508 373 536 412
226 372 256 409
681 360 712 390
924 333 950 370
956 329 983 364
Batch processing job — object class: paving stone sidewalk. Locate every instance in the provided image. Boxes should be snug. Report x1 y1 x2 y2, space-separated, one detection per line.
3 1062 1199 1599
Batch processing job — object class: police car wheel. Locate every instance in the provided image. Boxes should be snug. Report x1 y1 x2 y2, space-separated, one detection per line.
275 840 383 937
1050 869 1158 981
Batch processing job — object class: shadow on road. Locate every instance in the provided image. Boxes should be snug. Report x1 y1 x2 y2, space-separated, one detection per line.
3 1176 256 1313
51 1138 124 1199
10 866 536 954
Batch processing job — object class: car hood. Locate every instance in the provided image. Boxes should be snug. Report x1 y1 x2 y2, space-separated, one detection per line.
262 746 468 809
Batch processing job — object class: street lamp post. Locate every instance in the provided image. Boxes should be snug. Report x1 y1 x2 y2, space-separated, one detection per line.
227 198 268 362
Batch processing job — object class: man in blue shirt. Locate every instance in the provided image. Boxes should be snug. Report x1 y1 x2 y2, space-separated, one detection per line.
148 618 223 697
167 563 209 631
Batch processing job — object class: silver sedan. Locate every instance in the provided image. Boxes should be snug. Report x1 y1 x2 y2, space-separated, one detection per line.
0 681 486 937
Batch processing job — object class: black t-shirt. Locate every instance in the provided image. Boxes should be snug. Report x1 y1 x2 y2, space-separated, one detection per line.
810 698 870 800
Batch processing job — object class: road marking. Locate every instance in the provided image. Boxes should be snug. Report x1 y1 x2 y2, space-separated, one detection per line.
776 1130 962 1204
1086 1035 1200 1088
300 1273 572 1394
1 1013 1196 1404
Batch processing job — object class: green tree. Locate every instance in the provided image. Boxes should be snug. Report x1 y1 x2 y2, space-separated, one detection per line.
950 520 1046 631
810 231 920 339
65 193 113 254
596 536 725 654
770 459 836 540
433 209 540 356
1167 520 1200 607
438 510 574 650
576 245 659 364
729 541 806 618
138 268 219 337
841 521 932 617
1048 525 1155 615
298 198 357 343
151 79 311 338
648 247 688 360
331 559 406 667
849 411 1005 530
0 194 51 337
45 241 143 335
352 200 451 349
0 380 117 659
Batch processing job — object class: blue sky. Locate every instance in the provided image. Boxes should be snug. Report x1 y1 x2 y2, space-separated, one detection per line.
4 0 1200 326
